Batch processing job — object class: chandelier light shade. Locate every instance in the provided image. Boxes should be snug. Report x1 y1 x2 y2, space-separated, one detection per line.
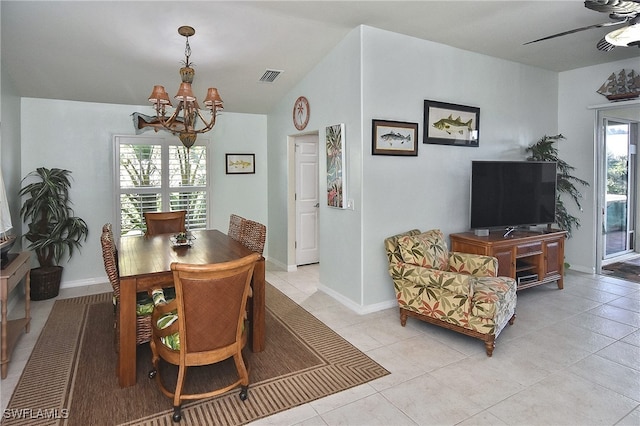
148 26 223 149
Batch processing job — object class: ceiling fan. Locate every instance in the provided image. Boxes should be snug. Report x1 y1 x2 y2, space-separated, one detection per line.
525 0 640 51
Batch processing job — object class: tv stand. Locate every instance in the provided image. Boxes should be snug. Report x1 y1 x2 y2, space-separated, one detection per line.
450 229 567 290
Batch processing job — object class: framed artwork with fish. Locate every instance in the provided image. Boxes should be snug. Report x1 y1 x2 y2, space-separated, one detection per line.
423 100 480 147
225 153 255 174
372 120 418 156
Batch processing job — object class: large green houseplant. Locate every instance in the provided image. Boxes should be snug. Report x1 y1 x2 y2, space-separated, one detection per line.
525 134 589 238
19 167 89 300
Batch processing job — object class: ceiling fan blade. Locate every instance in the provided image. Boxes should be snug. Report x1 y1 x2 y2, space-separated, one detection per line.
596 37 616 51
523 20 627 45
585 0 640 16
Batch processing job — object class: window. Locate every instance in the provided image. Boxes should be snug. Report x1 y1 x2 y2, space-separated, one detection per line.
115 135 209 237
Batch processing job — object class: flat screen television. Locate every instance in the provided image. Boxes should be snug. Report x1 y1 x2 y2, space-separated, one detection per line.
470 161 557 230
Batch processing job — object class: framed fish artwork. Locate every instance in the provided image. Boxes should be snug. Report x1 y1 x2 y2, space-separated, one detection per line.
225 153 255 174
372 120 419 156
423 100 480 147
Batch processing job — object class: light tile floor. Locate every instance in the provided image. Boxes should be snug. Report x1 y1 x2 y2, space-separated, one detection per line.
1 264 639 425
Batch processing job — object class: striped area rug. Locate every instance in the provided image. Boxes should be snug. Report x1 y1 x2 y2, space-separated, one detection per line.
2 284 388 425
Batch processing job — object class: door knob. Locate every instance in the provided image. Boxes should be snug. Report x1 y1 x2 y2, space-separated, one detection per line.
314 203 319 208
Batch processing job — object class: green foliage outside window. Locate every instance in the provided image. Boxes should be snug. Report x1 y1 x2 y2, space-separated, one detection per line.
606 152 627 196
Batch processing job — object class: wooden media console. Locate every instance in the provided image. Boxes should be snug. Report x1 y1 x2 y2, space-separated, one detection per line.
450 229 567 290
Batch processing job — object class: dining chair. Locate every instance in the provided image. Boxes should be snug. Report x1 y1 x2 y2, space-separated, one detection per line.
144 210 187 236
148 253 261 423
239 218 266 255
227 213 243 242
100 224 155 348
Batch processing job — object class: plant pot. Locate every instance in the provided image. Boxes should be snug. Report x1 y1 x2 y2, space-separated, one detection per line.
30 266 63 300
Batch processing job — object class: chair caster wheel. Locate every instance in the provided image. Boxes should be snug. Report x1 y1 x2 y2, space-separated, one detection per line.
239 386 248 401
148 369 157 379
172 407 182 422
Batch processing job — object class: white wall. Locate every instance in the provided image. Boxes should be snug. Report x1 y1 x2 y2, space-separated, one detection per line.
267 25 560 311
20 98 267 287
1 61 22 243
361 26 559 306
1 54 25 308
267 27 363 303
558 57 640 273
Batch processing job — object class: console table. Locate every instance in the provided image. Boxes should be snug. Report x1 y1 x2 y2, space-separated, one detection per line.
1 251 31 379
450 229 567 290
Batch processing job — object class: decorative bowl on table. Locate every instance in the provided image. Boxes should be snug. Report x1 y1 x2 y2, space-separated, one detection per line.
170 232 194 248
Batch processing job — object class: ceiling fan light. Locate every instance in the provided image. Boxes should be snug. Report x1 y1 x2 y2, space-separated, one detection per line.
605 24 640 46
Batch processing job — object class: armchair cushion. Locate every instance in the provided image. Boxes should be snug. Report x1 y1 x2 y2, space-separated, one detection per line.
399 281 470 326
471 277 517 320
449 252 498 277
385 229 421 268
397 229 448 270
400 263 473 297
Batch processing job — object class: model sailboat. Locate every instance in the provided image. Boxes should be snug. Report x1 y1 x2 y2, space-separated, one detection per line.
597 69 640 101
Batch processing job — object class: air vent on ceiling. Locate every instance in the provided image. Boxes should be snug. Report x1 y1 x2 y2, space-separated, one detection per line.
259 69 283 83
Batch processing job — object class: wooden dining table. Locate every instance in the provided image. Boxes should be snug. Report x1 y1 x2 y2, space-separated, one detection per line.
117 229 265 388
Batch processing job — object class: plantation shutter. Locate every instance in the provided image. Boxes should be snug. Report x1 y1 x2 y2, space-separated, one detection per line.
116 135 209 237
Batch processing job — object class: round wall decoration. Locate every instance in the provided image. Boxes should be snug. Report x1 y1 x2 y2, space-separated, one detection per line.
293 96 310 130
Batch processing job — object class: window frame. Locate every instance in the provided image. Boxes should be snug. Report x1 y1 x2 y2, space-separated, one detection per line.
113 134 211 238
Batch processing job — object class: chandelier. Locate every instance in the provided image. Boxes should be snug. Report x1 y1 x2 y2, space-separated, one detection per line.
148 26 223 149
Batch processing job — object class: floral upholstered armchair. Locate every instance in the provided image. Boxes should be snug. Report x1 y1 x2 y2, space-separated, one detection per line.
384 229 517 356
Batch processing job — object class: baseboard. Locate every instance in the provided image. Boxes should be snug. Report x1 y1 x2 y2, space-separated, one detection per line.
316 283 397 315
566 264 595 275
266 257 297 272
60 277 108 289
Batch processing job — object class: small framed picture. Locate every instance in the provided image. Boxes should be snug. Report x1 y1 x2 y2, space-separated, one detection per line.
225 153 255 174
423 100 480 147
372 120 418 156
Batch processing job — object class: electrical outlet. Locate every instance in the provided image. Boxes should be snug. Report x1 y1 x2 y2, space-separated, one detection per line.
347 199 354 210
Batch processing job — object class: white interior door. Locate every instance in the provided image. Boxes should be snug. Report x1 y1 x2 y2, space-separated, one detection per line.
295 136 319 265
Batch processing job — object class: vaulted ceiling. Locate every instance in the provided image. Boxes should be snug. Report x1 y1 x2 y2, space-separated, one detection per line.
2 1 639 114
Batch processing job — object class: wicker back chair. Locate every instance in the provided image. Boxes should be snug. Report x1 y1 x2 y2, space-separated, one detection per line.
100 224 119 300
239 218 266 255
148 253 260 422
144 210 187 236
100 223 154 348
228 214 243 242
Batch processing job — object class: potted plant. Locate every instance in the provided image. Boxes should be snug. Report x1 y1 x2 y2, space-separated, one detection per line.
19 167 89 300
525 134 590 237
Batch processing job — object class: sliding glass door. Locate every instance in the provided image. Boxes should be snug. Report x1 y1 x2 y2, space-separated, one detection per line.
603 119 636 259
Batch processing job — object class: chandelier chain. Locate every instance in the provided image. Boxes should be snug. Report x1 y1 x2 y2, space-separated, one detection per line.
183 38 192 67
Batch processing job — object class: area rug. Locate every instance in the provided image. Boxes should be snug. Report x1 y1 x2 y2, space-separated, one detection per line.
2 284 388 425
602 257 640 284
